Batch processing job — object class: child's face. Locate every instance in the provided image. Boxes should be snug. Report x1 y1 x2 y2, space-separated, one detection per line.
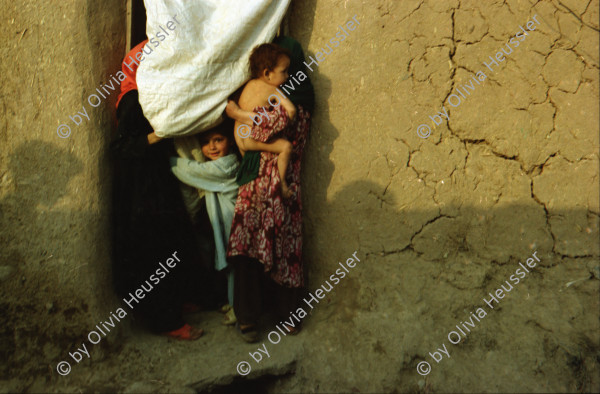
200 132 230 160
265 55 290 87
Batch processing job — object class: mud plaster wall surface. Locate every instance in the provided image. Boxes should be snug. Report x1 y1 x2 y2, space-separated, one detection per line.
0 0 599 393
282 0 599 392
0 0 125 389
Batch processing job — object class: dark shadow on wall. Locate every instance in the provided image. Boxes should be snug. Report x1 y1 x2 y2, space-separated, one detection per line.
0 151 597 391
288 0 340 291
263 178 599 393
2 1 597 391
0 141 84 380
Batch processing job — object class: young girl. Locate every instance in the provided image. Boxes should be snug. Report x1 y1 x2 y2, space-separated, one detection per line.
229 44 297 198
225 39 313 342
169 123 240 325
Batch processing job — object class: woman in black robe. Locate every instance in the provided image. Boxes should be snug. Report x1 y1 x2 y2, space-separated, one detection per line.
109 64 214 339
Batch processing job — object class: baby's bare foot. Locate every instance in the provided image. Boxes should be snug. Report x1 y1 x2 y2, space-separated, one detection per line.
281 183 293 199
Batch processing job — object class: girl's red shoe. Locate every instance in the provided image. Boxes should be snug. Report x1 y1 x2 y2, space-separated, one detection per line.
163 323 204 340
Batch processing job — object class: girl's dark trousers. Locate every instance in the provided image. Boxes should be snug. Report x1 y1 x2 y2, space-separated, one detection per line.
231 255 304 326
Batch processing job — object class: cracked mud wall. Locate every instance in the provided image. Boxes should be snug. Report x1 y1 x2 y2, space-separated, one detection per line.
0 0 126 390
277 0 599 392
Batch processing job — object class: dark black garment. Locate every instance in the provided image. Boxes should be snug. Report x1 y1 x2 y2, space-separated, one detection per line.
191 201 228 309
111 90 209 333
232 255 303 326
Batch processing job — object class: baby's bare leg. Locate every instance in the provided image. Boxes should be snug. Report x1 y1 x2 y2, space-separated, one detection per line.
278 149 292 198
244 137 293 197
275 140 293 198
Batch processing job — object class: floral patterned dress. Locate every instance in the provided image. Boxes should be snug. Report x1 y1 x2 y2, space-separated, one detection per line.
227 104 310 288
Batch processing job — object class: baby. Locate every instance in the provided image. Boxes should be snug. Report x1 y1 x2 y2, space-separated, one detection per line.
170 124 240 325
227 43 297 198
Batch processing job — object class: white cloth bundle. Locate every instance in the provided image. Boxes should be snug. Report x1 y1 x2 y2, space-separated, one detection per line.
138 0 291 137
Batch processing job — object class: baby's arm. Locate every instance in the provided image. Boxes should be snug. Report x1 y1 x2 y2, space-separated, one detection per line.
227 100 269 153
226 100 257 124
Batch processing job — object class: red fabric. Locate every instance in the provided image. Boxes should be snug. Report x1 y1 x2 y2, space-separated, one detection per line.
116 40 148 108
227 104 310 288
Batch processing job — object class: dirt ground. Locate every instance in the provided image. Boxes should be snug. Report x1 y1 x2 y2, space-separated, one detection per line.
1 0 599 393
